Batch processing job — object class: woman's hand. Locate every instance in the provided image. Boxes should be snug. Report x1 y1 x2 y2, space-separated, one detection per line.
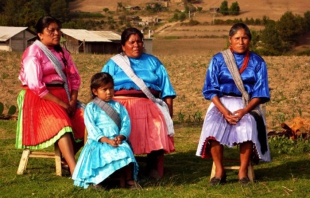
114 135 125 145
63 103 73 115
230 98 262 124
68 99 77 117
100 136 118 147
230 109 247 124
107 139 118 147
222 110 239 125
211 96 238 124
69 90 79 117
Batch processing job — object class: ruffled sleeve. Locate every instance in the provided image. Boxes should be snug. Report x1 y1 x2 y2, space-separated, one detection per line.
250 59 270 103
84 103 104 142
19 46 48 97
153 57 176 99
202 57 221 100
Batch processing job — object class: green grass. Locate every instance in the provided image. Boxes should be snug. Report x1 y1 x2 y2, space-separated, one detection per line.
1 120 310 197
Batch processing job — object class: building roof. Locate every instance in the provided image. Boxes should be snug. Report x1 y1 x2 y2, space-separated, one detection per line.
61 29 112 42
90 31 121 41
0 26 29 42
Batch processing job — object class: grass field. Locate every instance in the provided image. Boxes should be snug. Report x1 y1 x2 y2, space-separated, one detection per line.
1 119 310 197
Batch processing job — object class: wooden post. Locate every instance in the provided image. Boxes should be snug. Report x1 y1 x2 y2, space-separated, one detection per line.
83 39 86 53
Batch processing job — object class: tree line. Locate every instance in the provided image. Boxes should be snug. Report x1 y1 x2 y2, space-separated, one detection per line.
0 0 70 27
0 0 106 30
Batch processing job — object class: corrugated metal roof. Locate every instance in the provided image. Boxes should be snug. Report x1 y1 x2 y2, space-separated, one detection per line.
0 26 28 42
61 29 111 42
90 31 121 40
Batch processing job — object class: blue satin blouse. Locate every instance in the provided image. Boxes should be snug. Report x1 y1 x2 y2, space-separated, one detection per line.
102 53 176 99
203 51 270 103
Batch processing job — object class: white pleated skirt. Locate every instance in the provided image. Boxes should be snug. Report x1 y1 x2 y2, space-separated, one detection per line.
196 96 271 162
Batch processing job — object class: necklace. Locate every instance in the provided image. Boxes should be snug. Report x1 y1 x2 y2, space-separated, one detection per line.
230 48 250 74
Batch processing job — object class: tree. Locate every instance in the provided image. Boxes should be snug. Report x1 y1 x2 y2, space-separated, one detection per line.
20 0 47 27
260 20 284 55
277 11 305 45
229 2 240 15
3 0 24 25
262 15 270 25
250 30 259 49
219 0 228 16
103 8 109 13
303 11 310 31
50 0 69 22
0 0 6 13
117 2 123 12
170 13 179 22
179 12 186 22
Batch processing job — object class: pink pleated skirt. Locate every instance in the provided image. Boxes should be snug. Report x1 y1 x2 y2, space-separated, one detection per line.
114 96 175 155
196 96 271 162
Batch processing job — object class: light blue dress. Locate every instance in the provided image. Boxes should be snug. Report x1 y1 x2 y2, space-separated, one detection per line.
72 100 138 189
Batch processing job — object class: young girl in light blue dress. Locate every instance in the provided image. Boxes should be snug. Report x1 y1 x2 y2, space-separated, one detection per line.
72 72 139 189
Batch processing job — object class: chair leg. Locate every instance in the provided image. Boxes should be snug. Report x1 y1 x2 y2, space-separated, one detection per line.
210 161 216 180
54 144 62 176
17 149 31 175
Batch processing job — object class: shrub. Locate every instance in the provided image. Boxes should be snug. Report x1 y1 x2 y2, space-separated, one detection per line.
269 136 310 155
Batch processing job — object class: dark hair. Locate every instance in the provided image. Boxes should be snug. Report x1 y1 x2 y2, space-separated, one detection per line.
121 27 143 45
35 15 61 38
229 23 252 40
90 72 114 99
35 16 67 65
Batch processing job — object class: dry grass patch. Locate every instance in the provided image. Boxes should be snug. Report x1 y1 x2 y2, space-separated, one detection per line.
1 39 310 133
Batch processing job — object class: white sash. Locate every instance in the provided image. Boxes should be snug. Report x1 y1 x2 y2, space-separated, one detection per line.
111 53 175 136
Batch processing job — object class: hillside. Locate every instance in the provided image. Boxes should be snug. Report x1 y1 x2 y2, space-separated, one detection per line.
68 0 310 53
69 0 309 22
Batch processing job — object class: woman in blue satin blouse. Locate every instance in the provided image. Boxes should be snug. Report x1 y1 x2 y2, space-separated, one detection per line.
196 23 270 186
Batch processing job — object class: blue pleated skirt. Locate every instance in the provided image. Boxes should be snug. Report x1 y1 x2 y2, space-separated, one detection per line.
72 139 139 189
196 96 271 162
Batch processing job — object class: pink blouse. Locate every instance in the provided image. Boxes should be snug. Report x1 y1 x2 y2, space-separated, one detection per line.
19 43 81 98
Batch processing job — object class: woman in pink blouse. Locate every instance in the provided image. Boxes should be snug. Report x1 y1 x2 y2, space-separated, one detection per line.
16 16 85 175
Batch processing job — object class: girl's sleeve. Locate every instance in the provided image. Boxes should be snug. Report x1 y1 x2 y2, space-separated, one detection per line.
84 104 104 142
202 57 221 100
